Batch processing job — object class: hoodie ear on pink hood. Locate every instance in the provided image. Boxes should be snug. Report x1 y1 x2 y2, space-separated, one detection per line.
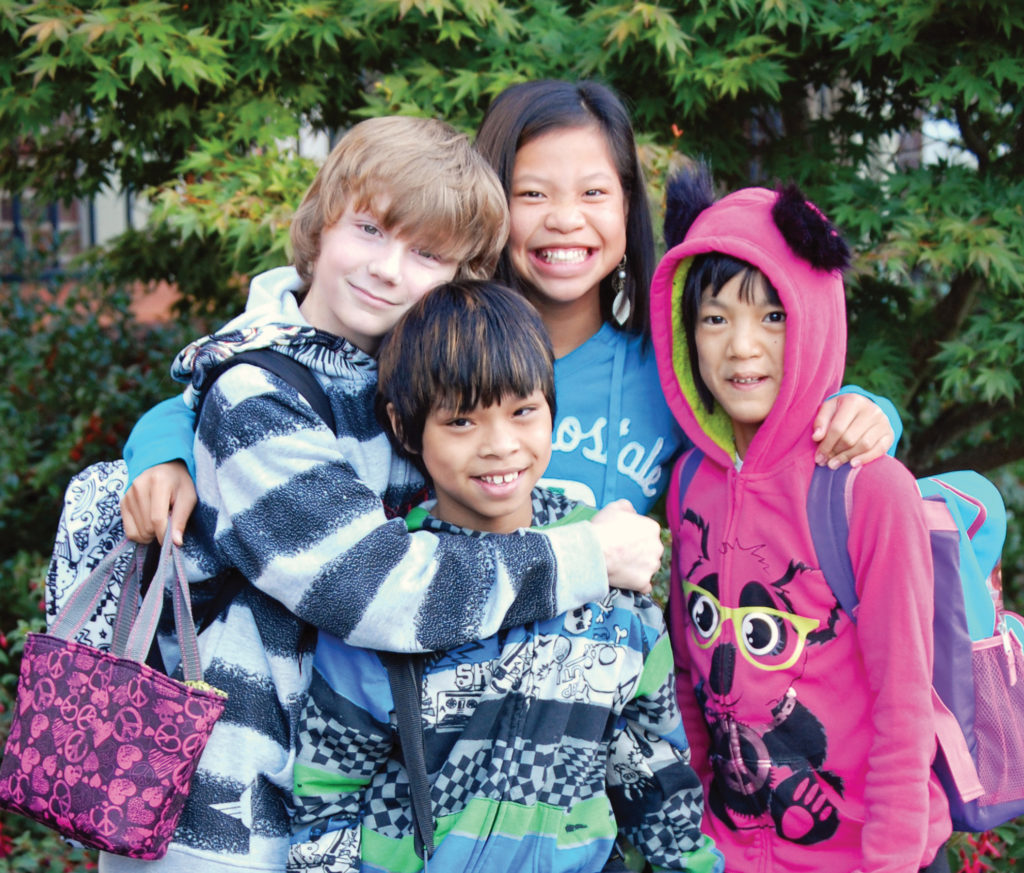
651 164 850 471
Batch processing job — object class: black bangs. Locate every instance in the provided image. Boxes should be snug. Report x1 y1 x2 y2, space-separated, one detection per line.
431 321 555 421
376 281 557 459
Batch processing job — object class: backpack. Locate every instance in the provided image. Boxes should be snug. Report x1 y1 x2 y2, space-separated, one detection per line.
45 349 338 647
674 448 1024 833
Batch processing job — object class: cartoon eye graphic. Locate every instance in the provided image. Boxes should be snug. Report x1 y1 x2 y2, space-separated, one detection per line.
688 590 720 642
740 612 786 657
682 581 820 672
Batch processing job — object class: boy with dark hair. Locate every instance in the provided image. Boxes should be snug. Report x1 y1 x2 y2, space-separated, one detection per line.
288 280 724 873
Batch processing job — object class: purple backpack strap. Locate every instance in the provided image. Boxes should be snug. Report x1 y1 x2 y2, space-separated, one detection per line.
675 448 706 507
806 464 859 621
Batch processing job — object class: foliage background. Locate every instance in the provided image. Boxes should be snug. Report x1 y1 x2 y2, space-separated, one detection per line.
1 0 1022 869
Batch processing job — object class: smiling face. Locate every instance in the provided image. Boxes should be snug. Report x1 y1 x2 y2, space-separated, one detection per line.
418 389 553 534
695 270 786 458
508 125 628 352
299 203 458 353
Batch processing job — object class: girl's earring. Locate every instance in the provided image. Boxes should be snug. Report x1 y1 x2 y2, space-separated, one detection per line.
611 255 630 325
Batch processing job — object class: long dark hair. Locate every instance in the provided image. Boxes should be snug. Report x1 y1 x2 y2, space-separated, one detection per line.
474 79 655 337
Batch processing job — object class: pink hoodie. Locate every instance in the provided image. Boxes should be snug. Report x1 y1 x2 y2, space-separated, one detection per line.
650 186 950 872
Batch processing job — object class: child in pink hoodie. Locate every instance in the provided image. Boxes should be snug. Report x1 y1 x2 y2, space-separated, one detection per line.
650 165 951 873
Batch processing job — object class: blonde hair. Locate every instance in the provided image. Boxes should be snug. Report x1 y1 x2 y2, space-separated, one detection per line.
290 116 509 285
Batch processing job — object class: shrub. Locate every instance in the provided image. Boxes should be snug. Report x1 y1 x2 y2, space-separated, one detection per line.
0 249 212 870
0 260 210 569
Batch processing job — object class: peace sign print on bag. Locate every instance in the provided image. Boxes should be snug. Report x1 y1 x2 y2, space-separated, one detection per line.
0 634 225 859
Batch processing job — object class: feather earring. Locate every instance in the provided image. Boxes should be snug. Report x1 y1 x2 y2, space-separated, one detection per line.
611 256 630 325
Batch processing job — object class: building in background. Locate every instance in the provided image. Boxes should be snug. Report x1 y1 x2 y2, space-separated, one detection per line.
1 127 332 280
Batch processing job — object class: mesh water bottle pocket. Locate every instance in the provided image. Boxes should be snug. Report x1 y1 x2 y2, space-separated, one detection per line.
972 635 1024 807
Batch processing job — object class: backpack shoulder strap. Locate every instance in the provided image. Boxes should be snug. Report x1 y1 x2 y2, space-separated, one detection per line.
807 463 860 622
670 448 706 530
194 348 338 436
379 652 435 860
188 349 338 635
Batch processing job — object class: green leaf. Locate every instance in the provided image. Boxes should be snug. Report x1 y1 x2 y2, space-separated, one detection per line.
124 41 166 84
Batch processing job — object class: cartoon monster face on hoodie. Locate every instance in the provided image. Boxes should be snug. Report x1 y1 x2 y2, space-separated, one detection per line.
650 167 851 473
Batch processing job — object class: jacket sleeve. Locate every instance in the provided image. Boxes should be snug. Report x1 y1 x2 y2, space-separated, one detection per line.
193 364 609 652
847 458 938 873
606 599 723 873
834 384 903 455
123 393 198 485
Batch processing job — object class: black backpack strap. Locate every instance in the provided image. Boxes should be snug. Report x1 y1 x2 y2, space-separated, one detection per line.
379 652 435 860
194 348 338 436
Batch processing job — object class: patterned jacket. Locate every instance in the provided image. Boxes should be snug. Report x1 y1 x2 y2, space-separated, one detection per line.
288 488 724 873
101 267 609 873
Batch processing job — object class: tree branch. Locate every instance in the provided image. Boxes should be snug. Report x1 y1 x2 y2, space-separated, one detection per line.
906 272 985 409
955 103 990 173
915 440 1024 478
904 397 1015 474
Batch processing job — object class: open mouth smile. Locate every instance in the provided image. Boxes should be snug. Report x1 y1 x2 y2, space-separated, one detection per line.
534 247 590 265
477 471 523 485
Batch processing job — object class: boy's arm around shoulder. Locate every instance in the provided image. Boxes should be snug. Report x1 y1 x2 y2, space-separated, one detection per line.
195 365 609 652
545 496 663 596
607 594 724 873
845 457 942 871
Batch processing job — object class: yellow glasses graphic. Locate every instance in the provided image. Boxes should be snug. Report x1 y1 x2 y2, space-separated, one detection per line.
682 582 821 672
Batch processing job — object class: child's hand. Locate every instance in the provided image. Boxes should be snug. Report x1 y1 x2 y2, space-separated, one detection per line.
812 393 895 469
120 460 197 546
591 499 662 594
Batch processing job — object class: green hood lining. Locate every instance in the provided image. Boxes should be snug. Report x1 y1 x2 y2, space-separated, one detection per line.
670 257 739 459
